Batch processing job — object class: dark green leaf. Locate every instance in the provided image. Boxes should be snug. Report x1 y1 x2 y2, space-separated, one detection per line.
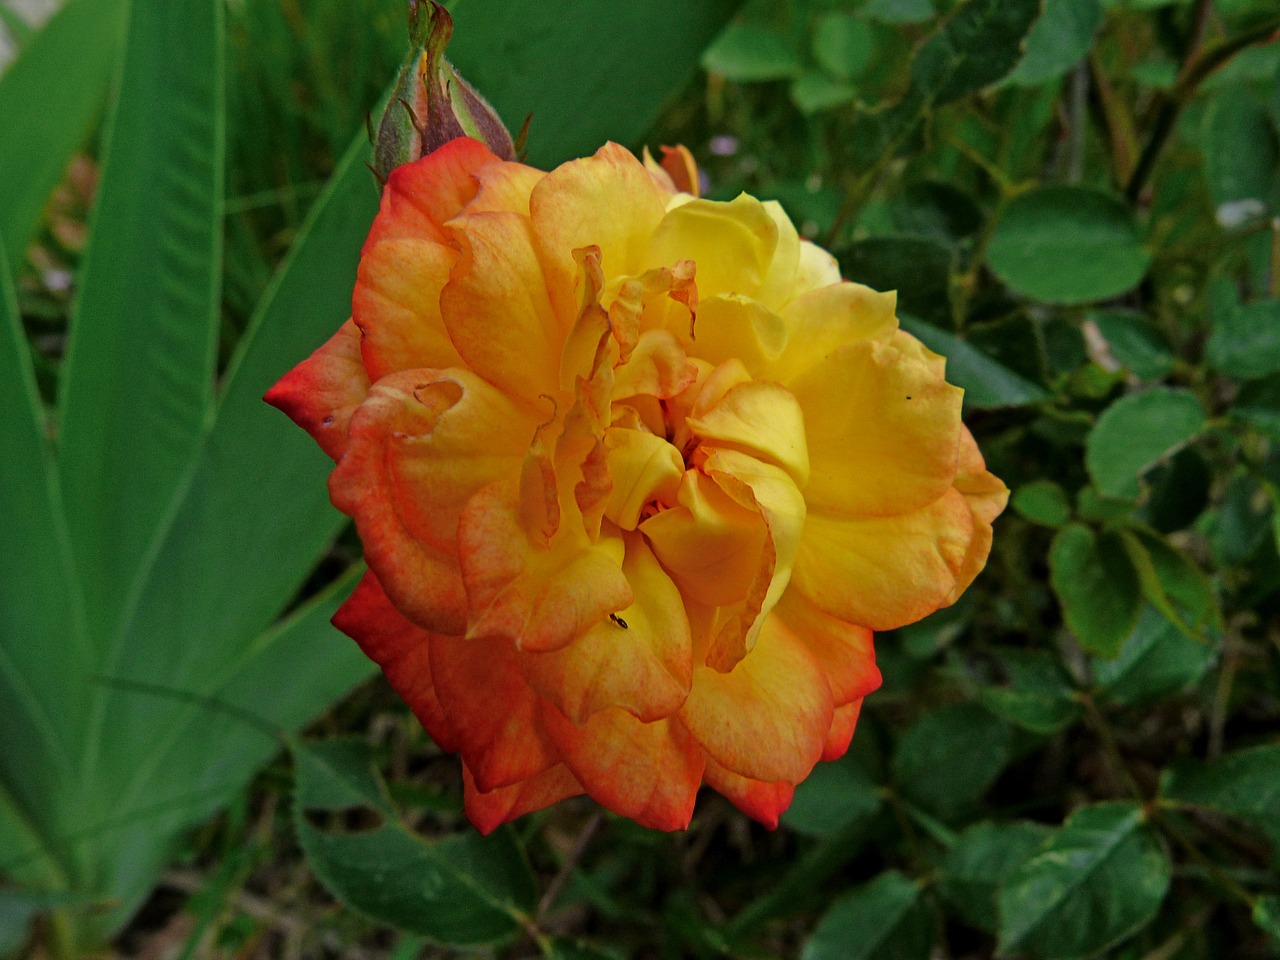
841 237 954 327
1005 0 1103 86
1201 85 1278 211
1141 448 1211 533
894 591 977 658
987 187 1151 304
864 0 936 24
1211 470 1274 564
802 872 932 960
293 739 536 945
701 23 801 82
1089 310 1176 381
56 1 225 634
997 803 1171 959
1207 299 1280 381
451 0 744 166
1233 375 1280 442
892 181 984 247
1118 530 1220 638
981 649 1081 734
1011 480 1072 527
939 821 1051 932
0 0 130 268
783 759 882 839
901 316 1050 408
1093 607 1214 706
791 73 857 114
1161 744 1280 842
1085 388 1207 499
1049 524 1142 657
812 13 875 80
1254 896 1280 946
893 704 1014 821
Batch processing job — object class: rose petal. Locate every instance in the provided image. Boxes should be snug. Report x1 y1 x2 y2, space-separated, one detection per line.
647 195 779 303
264 319 369 461
332 570 458 752
950 427 1009 601
703 757 794 829
518 533 691 723
687 380 809 487
791 488 975 632
462 763 583 835
788 330 963 517
542 707 705 831
428 632 562 791
766 281 898 384
679 613 832 784
773 590 879 706
821 699 865 762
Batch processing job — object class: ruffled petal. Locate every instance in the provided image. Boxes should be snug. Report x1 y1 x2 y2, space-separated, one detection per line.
264 319 369 461
332 570 458 753
679 613 832 784
428 632 561 791
788 330 963 517
462 763 583 835
765 282 898 384
688 295 788 377
821 699 865 762
648 195 779 302
773 590 880 705
602 428 684 531
703 757 794 829
531 142 671 321
542 707 705 831
950 427 1009 601
518 533 691 723
792 488 975 631
687 380 809 487
374 136 502 244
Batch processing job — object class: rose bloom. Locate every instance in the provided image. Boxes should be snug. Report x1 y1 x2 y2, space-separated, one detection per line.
268 137 1007 832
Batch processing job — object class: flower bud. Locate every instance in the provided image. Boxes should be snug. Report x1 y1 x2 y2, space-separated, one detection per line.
372 1 516 182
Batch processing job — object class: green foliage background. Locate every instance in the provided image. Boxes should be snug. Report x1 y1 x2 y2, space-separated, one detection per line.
1 0 1279 956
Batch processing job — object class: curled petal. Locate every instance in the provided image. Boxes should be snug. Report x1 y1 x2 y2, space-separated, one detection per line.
773 590 880 706
333 571 458 753
648 195 779 302
679 613 832 784
792 238 842 297
792 488 975 632
442 210 562 399
687 380 809 487
950 428 1009 602
689 295 788 376
822 699 865 762
463 763 583 835
703 757 794 830
518 533 692 723
789 331 963 517
603 428 684 531
429 632 561 791
542 707 705 831
264 319 369 462
370 136 501 246
643 144 700 197
766 282 898 384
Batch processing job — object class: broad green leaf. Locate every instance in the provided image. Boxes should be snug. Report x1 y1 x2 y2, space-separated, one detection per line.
894 591 976 658
812 13 875 80
1011 480 1072 527
864 0 936 24
938 821 1051 933
1089 310 1176 380
791 73 857 115
0 233 83 883
450 0 743 164
1202 86 1278 211
893 704 1013 821
981 649 1081 734
1117 529 1219 639
1233 375 1280 442
997 803 1171 959
1207 299 1280 381
842 237 954 327
701 23 802 82
1211 470 1273 564
293 739 536 945
1142 447 1211 533
0 890 88 956
783 759 882 839
802 872 932 960
1161 744 1280 842
56 0 225 636
891 181 984 247
1093 607 1214 706
1005 0 1103 87
901 317 1050 409
987 187 1151 304
1085 388 1207 499
0 0 130 268
1049 524 1142 657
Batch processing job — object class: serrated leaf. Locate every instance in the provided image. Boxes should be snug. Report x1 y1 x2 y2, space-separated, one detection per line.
1005 0 1103 87
293 739 535 946
901 316 1050 409
802 872 932 960
1093 607 1215 706
1085 389 1207 499
1049 524 1142 657
981 649 1080 734
1161 744 1280 842
997 803 1170 959
939 821 1051 932
1117 530 1219 640
987 187 1151 305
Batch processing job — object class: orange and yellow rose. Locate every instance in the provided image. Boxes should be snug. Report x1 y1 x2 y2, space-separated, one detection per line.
267 136 1007 832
